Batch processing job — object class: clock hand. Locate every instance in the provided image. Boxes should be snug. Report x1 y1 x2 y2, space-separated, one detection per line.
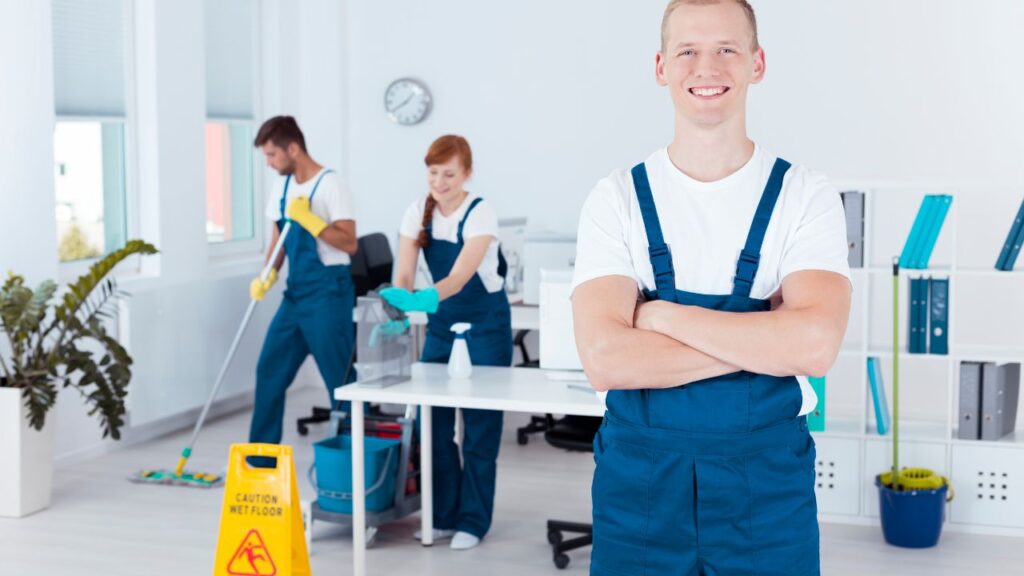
387 93 414 113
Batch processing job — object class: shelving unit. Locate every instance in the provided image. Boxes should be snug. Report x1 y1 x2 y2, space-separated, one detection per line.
811 185 1024 536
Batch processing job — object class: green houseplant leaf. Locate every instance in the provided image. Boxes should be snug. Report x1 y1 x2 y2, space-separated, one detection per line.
0 240 157 439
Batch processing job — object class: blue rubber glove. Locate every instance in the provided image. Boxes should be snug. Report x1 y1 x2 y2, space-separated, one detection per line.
379 286 439 313
368 319 410 347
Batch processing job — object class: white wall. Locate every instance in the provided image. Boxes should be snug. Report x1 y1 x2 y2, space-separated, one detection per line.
346 0 669 238
344 0 1024 242
750 0 1024 187
0 1 58 284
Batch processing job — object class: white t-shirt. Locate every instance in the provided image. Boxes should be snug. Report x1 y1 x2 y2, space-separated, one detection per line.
572 145 851 414
265 169 355 266
399 194 505 293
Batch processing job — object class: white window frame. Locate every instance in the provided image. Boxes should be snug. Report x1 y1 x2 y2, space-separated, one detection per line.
57 0 141 282
207 2 264 264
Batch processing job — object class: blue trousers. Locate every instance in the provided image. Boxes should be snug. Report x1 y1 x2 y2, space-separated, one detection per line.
420 329 510 538
249 290 354 449
591 417 820 576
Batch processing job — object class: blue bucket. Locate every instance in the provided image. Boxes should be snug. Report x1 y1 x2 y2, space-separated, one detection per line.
312 434 400 514
875 475 948 548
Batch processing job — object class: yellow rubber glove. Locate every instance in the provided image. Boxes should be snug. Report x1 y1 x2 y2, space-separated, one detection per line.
286 196 328 237
249 268 278 301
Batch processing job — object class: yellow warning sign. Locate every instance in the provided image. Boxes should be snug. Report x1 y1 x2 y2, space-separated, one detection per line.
214 444 310 576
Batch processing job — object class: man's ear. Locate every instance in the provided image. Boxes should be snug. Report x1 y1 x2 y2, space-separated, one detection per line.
751 47 766 84
655 52 669 87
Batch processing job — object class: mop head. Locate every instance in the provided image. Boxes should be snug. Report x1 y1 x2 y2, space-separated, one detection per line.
879 468 947 491
130 469 223 488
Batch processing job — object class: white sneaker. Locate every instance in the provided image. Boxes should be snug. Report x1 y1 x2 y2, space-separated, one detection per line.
449 531 480 550
413 528 456 542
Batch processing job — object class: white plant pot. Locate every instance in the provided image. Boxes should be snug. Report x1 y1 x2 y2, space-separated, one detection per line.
0 386 55 518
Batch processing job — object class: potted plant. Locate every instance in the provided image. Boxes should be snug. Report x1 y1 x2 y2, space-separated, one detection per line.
0 240 157 517
874 257 953 547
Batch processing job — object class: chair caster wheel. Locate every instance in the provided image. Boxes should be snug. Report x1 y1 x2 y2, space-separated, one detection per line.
554 553 570 569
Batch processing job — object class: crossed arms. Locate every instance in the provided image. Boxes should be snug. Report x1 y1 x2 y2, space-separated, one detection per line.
571 270 851 391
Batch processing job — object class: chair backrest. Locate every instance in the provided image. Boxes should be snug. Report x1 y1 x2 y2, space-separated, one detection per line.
350 232 394 297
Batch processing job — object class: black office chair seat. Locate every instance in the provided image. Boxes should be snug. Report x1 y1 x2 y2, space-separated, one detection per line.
544 415 602 570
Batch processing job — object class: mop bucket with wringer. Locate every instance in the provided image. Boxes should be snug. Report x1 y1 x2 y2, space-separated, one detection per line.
310 434 400 514
875 469 952 548
874 257 953 549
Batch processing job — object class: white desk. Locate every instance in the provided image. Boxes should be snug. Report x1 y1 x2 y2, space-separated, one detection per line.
333 363 603 576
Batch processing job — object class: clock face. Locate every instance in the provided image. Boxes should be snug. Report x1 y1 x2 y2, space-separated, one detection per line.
384 78 432 126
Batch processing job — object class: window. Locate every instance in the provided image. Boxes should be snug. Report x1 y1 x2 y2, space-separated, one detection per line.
204 123 255 243
54 122 127 262
52 0 131 263
205 0 259 244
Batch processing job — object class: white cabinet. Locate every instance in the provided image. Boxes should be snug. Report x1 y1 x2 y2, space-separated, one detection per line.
812 186 1024 536
950 444 1024 528
813 437 861 516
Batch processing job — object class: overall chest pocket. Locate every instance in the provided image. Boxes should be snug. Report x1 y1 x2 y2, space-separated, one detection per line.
645 371 752 433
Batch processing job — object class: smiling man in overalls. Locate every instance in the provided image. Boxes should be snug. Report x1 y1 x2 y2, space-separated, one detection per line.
571 1 852 574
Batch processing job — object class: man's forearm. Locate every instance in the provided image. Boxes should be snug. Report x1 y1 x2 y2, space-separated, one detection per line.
581 321 740 391
645 304 839 377
318 221 357 254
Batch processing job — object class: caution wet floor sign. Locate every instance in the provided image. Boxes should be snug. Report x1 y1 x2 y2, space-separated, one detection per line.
214 444 310 576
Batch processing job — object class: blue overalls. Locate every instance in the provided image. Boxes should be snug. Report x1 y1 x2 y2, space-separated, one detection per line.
419 197 513 539
249 171 355 450
590 159 820 576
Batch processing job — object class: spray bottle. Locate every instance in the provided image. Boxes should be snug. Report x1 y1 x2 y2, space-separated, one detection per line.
448 322 473 379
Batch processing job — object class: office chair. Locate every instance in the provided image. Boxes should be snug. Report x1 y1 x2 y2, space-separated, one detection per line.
544 414 602 569
296 232 394 436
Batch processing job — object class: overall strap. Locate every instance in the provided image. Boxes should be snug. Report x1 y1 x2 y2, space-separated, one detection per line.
732 158 792 298
278 169 334 218
456 197 485 245
631 163 677 302
307 168 335 202
278 175 293 221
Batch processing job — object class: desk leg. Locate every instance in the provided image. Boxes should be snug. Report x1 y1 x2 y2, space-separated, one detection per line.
352 400 366 576
420 404 434 546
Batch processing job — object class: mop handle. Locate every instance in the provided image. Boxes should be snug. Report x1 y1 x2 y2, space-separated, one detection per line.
175 222 293 475
892 256 900 489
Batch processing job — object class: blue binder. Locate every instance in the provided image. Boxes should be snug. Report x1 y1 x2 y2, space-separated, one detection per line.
1008 221 1024 272
996 197 1024 270
900 196 935 269
807 376 826 432
909 195 939 269
929 277 949 355
917 277 929 353
914 195 952 269
908 277 918 353
908 277 927 354
867 357 891 435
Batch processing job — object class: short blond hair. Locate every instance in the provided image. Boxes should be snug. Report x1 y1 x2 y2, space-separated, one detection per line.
661 0 759 52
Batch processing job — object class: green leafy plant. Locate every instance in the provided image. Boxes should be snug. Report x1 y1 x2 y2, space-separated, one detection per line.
0 240 158 439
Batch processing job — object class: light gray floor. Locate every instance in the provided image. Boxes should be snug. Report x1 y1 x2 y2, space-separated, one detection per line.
1 386 1021 575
